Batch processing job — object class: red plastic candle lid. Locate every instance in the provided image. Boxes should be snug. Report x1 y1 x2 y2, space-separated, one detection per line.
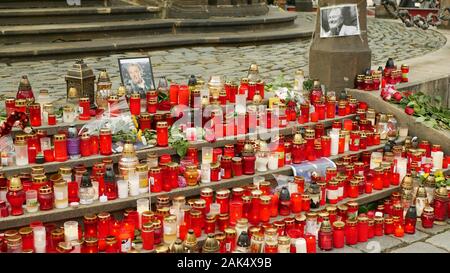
159 154 172 164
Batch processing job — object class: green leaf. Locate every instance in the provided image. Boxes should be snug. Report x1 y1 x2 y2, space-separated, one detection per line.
415 116 426 123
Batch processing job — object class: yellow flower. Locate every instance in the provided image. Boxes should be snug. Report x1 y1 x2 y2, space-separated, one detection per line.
132 115 139 129
137 130 142 142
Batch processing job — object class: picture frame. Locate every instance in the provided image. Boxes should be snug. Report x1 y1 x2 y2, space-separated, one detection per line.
320 4 361 38
118 57 155 97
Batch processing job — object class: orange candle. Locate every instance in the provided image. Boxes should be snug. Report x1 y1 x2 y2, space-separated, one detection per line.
310 112 319 122
394 225 404 237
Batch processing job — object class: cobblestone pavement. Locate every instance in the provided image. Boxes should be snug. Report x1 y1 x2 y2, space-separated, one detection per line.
0 14 446 104
318 221 450 253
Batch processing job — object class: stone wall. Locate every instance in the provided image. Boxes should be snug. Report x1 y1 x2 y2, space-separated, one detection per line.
163 0 269 18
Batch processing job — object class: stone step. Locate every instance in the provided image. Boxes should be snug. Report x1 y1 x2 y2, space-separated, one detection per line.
0 6 161 25
0 0 127 9
0 12 297 44
0 22 311 58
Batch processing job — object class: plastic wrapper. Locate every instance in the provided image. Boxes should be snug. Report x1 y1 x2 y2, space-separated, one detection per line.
290 157 336 191
79 97 150 153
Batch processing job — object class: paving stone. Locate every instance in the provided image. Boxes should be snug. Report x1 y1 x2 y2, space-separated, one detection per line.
425 230 450 251
354 237 404 253
416 222 450 235
388 230 430 244
318 246 363 254
0 16 445 103
390 242 447 253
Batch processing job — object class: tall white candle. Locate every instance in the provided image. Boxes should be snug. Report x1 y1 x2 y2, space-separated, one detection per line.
267 152 278 170
117 179 128 199
294 238 307 253
33 226 46 253
344 133 350 152
128 174 140 197
64 221 79 243
330 130 339 156
396 157 408 182
137 198 150 229
431 151 444 170
92 181 99 201
201 163 211 183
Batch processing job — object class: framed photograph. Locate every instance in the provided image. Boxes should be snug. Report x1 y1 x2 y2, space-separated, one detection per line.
320 4 360 38
118 57 155 96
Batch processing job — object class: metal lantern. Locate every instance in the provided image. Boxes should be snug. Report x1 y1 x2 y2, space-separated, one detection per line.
65 59 96 107
96 69 112 109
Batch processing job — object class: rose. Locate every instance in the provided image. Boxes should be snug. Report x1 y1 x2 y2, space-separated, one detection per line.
381 89 391 101
405 106 415 115
392 92 403 102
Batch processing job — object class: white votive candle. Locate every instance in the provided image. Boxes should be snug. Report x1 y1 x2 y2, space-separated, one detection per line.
268 152 278 170
33 226 46 253
431 151 444 170
117 179 128 199
64 221 79 243
128 174 140 197
294 238 307 253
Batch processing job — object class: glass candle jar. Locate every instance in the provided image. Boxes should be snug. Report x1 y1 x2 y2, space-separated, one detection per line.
163 215 177 245
14 140 29 166
37 186 54 211
318 221 333 251
221 156 233 179
332 221 345 248
421 206 434 228
300 103 310 122
53 180 68 209
29 103 42 127
255 151 268 173
156 121 169 147
326 99 336 119
259 195 271 223
216 189 230 214
129 93 141 116
292 140 306 164
349 131 360 151
433 188 448 221
232 157 243 177
218 214 229 232
242 152 256 175
384 217 394 235
357 216 369 243
373 216 384 236
19 227 34 251
184 165 199 187
248 190 262 225
83 214 98 238
99 128 112 156
149 167 162 193
25 189 38 213
153 220 162 245
79 98 91 120
141 222 154 251
200 188 213 214
345 219 358 245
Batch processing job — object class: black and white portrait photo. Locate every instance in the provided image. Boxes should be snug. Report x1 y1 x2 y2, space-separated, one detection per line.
118 57 155 96
320 4 360 38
